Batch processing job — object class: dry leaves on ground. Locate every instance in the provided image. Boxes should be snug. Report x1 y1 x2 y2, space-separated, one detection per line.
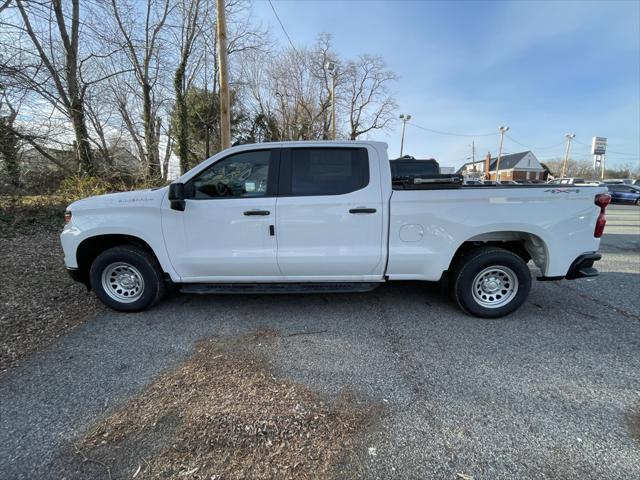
0 198 103 372
61 334 378 480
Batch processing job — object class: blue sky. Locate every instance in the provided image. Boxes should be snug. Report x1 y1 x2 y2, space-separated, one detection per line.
252 0 640 169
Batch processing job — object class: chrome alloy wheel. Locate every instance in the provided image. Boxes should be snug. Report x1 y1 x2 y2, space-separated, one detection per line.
101 262 145 303
471 266 519 309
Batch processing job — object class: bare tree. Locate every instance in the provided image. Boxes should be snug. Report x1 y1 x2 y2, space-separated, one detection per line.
12 0 95 172
109 0 173 180
0 2 400 189
0 92 21 187
343 54 398 140
173 0 203 173
243 34 397 142
245 36 336 142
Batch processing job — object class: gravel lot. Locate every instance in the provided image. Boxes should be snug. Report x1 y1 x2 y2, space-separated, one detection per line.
1 204 638 479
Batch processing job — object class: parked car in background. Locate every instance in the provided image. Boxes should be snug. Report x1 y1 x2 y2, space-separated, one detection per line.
604 179 635 185
606 183 640 205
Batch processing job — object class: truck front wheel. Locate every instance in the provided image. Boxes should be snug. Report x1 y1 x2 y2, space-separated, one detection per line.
89 245 165 312
450 247 531 318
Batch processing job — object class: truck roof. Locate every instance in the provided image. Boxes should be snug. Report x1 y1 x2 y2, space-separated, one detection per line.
229 140 389 150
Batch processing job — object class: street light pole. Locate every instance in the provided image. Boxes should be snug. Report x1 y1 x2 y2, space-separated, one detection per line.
399 114 411 157
561 133 576 178
331 74 336 140
495 126 509 182
471 140 476 171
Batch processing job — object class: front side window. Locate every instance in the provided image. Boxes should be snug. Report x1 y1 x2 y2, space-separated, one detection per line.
191 150 271 199
288 148 368 196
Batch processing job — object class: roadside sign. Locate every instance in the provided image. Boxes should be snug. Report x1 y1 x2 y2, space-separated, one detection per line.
592 137 607 155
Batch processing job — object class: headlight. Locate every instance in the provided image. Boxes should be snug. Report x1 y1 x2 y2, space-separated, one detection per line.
64 210 72 224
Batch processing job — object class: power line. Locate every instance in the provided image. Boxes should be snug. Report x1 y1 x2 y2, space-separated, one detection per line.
404 122 639 157
267 0 298 54
407 122 497 137
505 134 565 150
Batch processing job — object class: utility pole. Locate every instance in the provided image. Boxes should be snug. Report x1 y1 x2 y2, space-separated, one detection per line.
216 0 231 150
399 114 411 157
495 126 509 182
561 133 576 178
325 61 337 140
471 140 476 171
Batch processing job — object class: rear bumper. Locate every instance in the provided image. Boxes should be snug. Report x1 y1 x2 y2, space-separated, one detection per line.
537 252 601 281
565 252 601 280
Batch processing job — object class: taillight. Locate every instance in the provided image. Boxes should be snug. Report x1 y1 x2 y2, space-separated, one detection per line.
595 193 611 209
64 210 72 224
594 193 611 238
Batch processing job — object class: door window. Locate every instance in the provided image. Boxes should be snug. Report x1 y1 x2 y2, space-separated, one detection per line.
190 150 272 199
283 148 369 196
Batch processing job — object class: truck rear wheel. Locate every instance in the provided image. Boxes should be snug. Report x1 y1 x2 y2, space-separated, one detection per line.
450 247 531 318
89 245 165 312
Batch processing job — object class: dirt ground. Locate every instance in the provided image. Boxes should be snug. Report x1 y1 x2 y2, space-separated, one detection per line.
0 197 103 373
55 332 379 480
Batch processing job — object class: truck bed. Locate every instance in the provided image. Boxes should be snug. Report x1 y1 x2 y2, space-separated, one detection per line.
386 183 606 281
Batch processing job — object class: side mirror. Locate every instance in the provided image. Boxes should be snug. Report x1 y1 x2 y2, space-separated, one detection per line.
168 182 185 211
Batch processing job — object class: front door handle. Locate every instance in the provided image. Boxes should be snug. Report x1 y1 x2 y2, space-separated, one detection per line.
349 208 377 214
244 210 270 216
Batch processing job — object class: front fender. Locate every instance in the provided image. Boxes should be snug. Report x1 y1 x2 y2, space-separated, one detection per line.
60 208 179 282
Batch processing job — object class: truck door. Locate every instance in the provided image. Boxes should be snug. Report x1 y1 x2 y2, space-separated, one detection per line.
275 146 385 280
161 148 281 281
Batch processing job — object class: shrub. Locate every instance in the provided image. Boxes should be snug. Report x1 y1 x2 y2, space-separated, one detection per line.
56 175 163 202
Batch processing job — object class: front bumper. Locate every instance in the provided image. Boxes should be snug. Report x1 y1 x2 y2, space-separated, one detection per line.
66 267 83 282
66 267 90 289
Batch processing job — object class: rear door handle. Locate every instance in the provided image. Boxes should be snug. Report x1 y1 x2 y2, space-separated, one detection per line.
349 208 377 214
243 210 270 216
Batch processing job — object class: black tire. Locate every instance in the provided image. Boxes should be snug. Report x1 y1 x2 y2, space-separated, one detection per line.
89 245 165 312
450 247 531 318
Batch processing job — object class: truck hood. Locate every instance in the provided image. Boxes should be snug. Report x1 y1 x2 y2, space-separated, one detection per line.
67 187 168 211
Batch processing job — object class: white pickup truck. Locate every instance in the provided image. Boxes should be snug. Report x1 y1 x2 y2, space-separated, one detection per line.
61 141 611 317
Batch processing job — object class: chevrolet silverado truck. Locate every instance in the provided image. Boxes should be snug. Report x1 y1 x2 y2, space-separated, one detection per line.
60 141 611 318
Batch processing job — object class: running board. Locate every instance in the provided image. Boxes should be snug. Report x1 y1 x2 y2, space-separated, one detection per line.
179 282 382 295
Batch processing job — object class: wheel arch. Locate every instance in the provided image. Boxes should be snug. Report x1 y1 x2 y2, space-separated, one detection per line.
449 230 549 274
75 234 163 288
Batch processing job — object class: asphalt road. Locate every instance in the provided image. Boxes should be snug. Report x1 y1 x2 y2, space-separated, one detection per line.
1 205 639 479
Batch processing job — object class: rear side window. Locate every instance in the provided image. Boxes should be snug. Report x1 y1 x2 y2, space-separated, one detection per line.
285 148 369 196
